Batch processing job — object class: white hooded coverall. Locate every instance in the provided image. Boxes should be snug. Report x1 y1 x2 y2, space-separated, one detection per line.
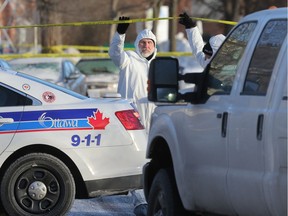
186 27 225 68
109 29 157 132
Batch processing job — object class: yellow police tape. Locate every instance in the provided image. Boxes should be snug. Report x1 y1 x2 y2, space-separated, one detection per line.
53 45 110 51
0 16 237 59
0 52 193 60
0 16 237 29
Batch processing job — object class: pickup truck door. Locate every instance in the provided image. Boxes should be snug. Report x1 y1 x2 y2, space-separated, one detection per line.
227 19 287 216
179 21 257 214
181 97 231 213
267 64 287 216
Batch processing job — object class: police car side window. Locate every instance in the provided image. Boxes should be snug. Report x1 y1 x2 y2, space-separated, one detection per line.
0 85 32 107
243 19 287 95
207 22 257 96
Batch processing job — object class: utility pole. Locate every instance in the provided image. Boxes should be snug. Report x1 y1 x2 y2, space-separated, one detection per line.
169 0 178 51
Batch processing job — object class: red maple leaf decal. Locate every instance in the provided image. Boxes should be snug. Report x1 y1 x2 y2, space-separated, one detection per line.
87 110 110 129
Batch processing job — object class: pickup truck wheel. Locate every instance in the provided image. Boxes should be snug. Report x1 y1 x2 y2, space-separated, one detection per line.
0 153 75 216
147 168 186 216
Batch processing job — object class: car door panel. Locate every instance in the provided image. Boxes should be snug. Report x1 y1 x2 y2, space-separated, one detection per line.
180 98 231 213
227 19 287 216
179 21 257 214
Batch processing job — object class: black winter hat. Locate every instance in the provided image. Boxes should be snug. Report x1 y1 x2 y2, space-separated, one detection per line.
202 42 213 56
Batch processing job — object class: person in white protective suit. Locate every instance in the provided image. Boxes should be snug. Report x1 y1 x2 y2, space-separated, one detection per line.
179 12 226 68
109 16 157 133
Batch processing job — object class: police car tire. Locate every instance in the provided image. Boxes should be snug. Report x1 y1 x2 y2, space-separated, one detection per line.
147 168 187 216
0 153 75 216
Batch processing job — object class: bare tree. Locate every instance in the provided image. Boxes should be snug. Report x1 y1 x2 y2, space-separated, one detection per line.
37 0 61 53
150 0 165 34
109 0 119 41
193 0 287 34
108 0 154 42
169 0 178 51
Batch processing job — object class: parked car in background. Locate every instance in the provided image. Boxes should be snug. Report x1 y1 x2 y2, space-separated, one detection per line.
9 57 88 96
0 67 148 216
0 59 12 69
76 58 119 98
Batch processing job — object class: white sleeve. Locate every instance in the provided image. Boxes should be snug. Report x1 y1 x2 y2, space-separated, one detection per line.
108 32 129 69
186 27 208 68
109 32 131 98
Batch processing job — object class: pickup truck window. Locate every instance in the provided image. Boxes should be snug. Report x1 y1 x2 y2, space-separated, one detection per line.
243 19 287 95
207 22 256 96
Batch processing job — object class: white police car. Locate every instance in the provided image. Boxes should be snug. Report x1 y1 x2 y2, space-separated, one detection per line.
0 68 148 216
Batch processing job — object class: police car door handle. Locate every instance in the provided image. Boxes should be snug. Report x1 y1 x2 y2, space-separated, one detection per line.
0 118 14 124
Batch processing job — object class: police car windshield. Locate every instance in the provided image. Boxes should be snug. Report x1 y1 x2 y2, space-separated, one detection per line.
18 72 87 100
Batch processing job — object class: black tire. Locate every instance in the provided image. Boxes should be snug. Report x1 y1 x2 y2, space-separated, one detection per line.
0 153 75 216
147 168 188 216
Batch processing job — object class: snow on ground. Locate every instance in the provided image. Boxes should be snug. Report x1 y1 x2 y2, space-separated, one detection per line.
0 190 145 216
68 190 145 216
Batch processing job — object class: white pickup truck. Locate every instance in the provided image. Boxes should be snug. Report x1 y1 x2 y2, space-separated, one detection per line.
143 8 287 216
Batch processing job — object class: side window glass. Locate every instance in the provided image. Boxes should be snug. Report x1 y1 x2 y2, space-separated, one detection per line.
63 61 71 78
208 22 257 96
0 85 32 107
242 19 287 95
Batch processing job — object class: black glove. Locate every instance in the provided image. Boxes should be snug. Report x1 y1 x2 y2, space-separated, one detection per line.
179 12 196 29
117 16 130 34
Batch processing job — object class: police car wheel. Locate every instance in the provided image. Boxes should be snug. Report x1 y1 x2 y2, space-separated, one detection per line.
0 153 75 216
147 168 187 216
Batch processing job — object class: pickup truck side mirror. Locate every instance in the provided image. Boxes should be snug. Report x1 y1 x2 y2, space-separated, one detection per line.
148 57 209 103
148 57 179 102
